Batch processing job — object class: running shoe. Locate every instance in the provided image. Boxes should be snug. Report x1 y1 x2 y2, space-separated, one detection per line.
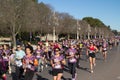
91 70 93 73
45 64 48 68
93 63 96 67
41 66 44 71
72 78 75 80
75 73 77 80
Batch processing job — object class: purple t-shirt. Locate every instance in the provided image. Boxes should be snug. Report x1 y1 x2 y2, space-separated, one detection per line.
0 49 3 55
2 49 10 61
35 49 43 59
3 49 10 55
67 48 77 63
0 55 7 72
23 55 36 71
51 55 64 69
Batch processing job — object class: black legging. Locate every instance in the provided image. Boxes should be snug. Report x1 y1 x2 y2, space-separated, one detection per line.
76 58 80 67
24 68 34 80
68 62 76 78
15 66 24 80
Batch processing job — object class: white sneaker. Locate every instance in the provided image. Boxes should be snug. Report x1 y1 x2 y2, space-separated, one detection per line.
75 73 77 79
45 64 48 68
93 63 96 67
91 70 93 73
72 78 75 80
41 66 44 71
9 70 11 74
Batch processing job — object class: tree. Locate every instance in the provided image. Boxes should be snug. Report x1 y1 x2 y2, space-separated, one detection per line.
32 0 38 3
112 30 118 36
36 2 52 34
82 17 114 38
0 0 39 47
82 17 105 28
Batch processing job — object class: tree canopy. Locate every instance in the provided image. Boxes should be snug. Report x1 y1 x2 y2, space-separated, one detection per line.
82 17 105 28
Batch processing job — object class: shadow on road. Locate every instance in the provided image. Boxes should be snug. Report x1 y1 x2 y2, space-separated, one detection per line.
78 67 90 73
96 57 103 61
63 65 70 73
36 74 49 80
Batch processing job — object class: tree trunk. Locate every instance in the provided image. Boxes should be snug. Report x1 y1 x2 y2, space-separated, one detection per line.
12 22 17 48
67 34 70 40
56 34 58 42
13 34 16 48
53 26 55 43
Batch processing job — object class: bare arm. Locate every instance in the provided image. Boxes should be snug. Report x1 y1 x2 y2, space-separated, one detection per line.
50 59 54 68
61 59 66 65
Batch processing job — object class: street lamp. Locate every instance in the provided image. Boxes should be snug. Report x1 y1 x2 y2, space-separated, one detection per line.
99 28 102 39
95 27 97 39
52 11 59 43
102 31 104 38
77 20 81 40
88 24 91 39
30 31 32 42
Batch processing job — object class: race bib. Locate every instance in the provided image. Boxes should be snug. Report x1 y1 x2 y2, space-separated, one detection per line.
54 59 59 63
3 56 8 60
69 52 74 55
27 64 31 69
69 58 76 63
89 51 93 53
36 55 41 58
54 64 61 69
37 51 40 53
103 48 107 50
16 60 22 67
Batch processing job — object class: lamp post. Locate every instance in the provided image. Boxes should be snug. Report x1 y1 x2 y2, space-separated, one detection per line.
88 24 91 39
99 28 101 39
95 27 97 39
77 20 81 40
52 11 59 43
30 31 32 42
102 31 104 38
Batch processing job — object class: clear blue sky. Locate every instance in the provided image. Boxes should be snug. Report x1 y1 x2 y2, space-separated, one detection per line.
38 0 120 31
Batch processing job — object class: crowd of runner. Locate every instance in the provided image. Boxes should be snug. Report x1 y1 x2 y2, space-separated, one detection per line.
0 38 119 80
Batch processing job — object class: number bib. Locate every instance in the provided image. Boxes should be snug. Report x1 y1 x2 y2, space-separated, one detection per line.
69 58 76 63
89 51 94 53
54 64 61 69
103 48 107 50
36 55 41 58
27 64 32 69
16 60 22 67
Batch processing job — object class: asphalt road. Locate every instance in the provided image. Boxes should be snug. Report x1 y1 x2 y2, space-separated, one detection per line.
5 45 120 80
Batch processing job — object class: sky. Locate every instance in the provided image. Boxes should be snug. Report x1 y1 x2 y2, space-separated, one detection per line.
38 0 120 31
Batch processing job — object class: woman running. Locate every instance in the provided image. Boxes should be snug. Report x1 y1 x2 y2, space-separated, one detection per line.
0 54 7 80
88 42 98 73
67 45 77 80
102 40 108 61
2 44 10 74
51 48 66 80
22 47 38 80
34 45 44 72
